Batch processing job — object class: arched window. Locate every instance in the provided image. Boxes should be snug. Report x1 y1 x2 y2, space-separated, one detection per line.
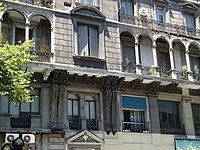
85 95 97 130
68 94 80 130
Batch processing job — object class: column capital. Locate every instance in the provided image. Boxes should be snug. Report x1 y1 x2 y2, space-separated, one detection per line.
185 50 190 54
169 47 173 51
135 41 139 45
152 44 156 48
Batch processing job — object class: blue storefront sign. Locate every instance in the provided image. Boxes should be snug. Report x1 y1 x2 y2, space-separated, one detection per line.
175 139 200 149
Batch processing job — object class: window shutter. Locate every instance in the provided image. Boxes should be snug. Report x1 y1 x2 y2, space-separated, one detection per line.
68 100 72 116
78 24 89 56
120 0 126 14
185 14 195 29
0 96 9 114
73 100 79 116
89 26 99 57
90 101 95 119
126 0 133 16
31 95 40 113
123 45 135 64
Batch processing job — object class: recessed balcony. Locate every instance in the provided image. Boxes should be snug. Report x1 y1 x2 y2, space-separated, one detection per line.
9 0 53 8
119 14 200 38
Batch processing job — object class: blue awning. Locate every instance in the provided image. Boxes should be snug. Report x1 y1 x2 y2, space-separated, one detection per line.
122 96 147 109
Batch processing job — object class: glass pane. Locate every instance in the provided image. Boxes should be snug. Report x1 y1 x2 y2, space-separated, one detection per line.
31 96 39 113
10 102 19 116
85 101 89 119
21 103 31 112
73 100 79 116
68 100 72 116
0 96 9 114
90 102 95 119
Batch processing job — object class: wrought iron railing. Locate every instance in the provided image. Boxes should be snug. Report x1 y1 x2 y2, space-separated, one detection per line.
161 126 185 135
119 14 200 37
10 115 31 128
121 62 136 73
31 51 53 62
87 119 98 130
141 66 157 76
69 117 81 130
176 70 188 80
123 121 149 133
191 70 200 81
10 0 53 8
158 68 171 78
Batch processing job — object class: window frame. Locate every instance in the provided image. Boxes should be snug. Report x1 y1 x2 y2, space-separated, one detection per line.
158 100 182 134
0 89 40 116
121 95 149 132
73 17 105 60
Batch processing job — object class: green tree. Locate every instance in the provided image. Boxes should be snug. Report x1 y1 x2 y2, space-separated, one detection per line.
0 40 35 103
0 2 35 103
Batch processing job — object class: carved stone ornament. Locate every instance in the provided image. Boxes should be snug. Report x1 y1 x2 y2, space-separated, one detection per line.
66 130 103 144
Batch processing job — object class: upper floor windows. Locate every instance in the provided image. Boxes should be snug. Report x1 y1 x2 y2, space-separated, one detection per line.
78 23 99 57
120 0 134 16
156 8 165 23
80 0 99 6
185 13 195 29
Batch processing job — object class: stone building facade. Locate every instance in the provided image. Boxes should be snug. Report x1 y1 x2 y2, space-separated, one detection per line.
0 0 200 150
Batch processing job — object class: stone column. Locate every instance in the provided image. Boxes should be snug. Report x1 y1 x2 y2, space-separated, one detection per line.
180 96 195 136
51 84 59 128
51 26 54 63
80 93 87 130
25 23 30 41
147 94 161 133
185 46 193 81
135 41 142 74
152 41 160 77
169 45 177 79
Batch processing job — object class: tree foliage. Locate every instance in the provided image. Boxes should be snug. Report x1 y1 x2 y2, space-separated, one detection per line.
0 40 35 103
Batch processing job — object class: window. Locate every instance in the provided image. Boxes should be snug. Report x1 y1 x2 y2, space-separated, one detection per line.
156 8 165 23
14 27 33 44
120 0 133 16
158 100 183 134
0 89 40 115
120 32 135 72
85 95 97 130
80 0 98 6
78 23 99 57
185 13 195 29
192 104 200 135
68 94 80 130
121 96 148 132
159 51 171 71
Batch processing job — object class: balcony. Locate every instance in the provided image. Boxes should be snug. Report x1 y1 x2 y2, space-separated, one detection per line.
31 51 53 62
161 127 185 135
9 0 53 8
87 119 98 130
121 62 136 73
123 121 149 133
69 117 81 130
119 14 200 38
10 115 31 128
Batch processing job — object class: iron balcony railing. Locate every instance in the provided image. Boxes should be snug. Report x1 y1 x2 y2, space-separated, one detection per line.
119 13 200 37
121 62 136 73
31 51 53 62
123 121 149 133
69 117 81 130
10 115 31 128
87 119 98 130
161 126 185 135
10 0 53 8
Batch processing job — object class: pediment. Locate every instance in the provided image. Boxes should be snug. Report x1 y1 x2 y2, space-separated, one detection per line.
70 6 106 20
66 130 103 144
181 2 200 10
